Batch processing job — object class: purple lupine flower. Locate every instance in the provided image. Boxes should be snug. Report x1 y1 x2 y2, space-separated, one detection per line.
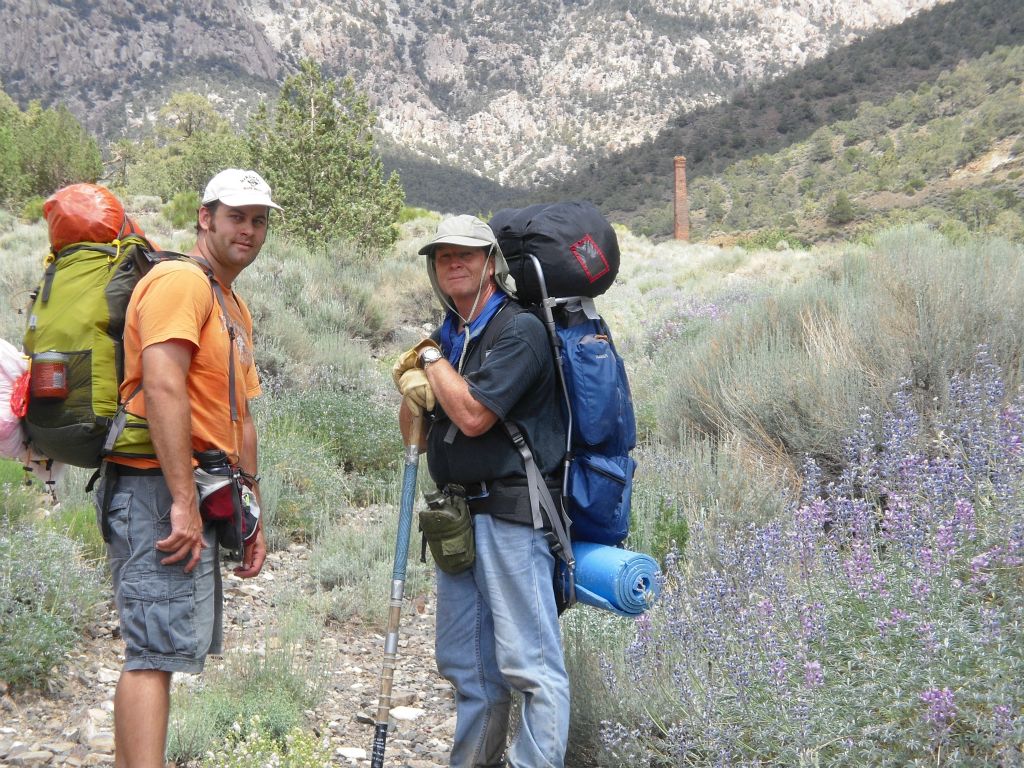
797 601 826 642
803 660 824 688
770 657 788 686
935 519 955 554
992 704 1013 738
918 547 941 578
876 616 897 636
916 622 939 654
881 495 914 547
871 570 891 601
911 577 931 603
800 456 824 503
952 498 976 540
877 608 911 638
919 687 957 730
625 614 654 685
1003 525 1024 566
599 653 618 690
843 539 876 597
978 607 1002 644
970 549 995 589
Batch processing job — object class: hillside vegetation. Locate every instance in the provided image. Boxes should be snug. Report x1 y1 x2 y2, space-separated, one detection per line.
686 45 1024 243
549 0 1024 237
0 0 945 210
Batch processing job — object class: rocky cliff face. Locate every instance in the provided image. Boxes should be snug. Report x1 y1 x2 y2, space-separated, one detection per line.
0 0 947 186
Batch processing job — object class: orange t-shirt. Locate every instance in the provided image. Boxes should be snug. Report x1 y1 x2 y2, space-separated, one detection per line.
111 259 261 468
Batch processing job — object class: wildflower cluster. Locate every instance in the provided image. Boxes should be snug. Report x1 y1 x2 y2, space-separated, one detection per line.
199 718 332 768
639 289 729 354
601 352 1024 766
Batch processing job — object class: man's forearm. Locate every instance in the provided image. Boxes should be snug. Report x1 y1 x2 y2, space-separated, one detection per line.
145 384 197 509
425 360 497 437
240 412 259 479
141 342 197 509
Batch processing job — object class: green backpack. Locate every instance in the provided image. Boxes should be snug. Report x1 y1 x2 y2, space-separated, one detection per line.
22 235 185 467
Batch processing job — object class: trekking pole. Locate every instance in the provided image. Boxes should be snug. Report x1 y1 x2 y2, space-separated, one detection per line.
371 412 422 768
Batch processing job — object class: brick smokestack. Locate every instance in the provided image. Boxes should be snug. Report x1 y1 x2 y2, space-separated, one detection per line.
673 155 689 241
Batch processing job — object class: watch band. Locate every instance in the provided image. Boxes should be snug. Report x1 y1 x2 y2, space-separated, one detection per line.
418 346 443 368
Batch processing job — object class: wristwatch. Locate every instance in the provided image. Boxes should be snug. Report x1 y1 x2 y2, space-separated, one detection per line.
418 346 443 368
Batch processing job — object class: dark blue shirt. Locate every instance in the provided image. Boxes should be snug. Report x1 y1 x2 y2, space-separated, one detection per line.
426 304 566 491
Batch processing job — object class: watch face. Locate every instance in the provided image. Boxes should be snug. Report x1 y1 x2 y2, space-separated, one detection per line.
421 347 442 365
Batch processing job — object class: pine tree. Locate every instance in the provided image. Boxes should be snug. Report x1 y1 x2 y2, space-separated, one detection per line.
125 91 248 201
0 86 101 207
827 191 856 226
248 60 404 252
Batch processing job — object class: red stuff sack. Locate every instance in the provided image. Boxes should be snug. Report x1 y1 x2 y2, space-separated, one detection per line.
43 183 147 253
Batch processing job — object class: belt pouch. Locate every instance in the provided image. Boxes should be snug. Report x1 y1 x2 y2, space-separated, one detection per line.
420 488 475 574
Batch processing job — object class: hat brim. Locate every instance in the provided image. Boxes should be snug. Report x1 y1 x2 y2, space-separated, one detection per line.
207 192 283 212
418 235 494 255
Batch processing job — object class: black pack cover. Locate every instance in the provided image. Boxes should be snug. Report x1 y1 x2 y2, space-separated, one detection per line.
489 201 619 302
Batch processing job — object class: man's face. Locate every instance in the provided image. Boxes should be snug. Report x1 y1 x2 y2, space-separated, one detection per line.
434 244 492 306
200 203 269 277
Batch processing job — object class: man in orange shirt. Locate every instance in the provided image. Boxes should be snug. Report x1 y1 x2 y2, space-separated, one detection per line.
96 169 279 768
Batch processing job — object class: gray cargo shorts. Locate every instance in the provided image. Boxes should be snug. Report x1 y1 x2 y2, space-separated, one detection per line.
96 471 223 674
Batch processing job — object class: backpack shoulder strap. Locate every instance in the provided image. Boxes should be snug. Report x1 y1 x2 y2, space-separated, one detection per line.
503 420 575 601
478 298 524 355
176 254 241 424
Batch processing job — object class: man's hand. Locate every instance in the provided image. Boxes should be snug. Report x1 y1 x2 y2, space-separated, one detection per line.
392 339 442 388
234 525 267 578
156 500 207 573
399 368 436 412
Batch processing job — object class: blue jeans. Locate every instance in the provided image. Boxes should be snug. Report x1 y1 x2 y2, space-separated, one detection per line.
435 514 569 768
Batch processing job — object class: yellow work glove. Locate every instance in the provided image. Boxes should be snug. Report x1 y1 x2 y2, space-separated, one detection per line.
392 339 442 388
399 368 436 412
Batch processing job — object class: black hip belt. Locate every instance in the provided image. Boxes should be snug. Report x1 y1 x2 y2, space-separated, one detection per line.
441 476 559 524
109 463 163 477
446 475 553 500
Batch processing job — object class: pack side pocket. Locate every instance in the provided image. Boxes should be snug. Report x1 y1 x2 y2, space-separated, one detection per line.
566 453 635 545
419 491 475 574
564 331 620 449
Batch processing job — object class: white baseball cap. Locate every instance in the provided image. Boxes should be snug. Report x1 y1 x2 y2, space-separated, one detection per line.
202 168 283 211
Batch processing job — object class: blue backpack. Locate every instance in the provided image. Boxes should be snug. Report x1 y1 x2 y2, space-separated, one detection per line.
554 301 636 544
487 202 637 553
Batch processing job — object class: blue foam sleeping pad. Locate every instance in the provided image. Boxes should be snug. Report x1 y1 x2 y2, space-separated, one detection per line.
558 542 661 616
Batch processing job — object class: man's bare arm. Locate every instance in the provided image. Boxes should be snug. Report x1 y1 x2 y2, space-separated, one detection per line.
424 359 498 437
143 340 205 573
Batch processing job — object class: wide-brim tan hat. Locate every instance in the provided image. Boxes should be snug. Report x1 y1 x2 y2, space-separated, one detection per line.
418 214 497 255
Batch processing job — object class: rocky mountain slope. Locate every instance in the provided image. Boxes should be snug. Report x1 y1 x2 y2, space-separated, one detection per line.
0 0 945 189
